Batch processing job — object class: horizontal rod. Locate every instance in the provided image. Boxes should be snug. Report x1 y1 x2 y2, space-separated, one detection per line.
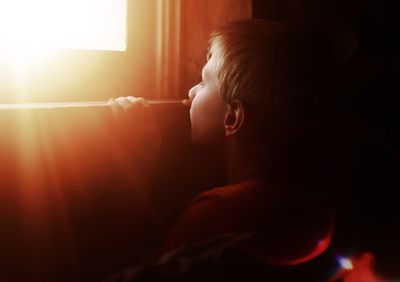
0 99 183 110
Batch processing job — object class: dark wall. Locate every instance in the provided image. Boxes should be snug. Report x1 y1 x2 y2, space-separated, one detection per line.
252 0 399 144
252 1 400 277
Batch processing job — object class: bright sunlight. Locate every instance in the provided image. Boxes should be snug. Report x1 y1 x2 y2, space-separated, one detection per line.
0 0 126 51
0 0 127 71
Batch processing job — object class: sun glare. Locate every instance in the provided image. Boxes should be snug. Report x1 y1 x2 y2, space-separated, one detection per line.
0 0 126 70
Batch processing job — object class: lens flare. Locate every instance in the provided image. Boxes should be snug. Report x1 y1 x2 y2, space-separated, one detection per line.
336 256 354 270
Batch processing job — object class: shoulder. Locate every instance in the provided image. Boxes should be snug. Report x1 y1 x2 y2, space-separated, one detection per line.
193 179 268 207
161 180 268 251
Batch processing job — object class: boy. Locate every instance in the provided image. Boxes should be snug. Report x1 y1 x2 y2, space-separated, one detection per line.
110 20 336 265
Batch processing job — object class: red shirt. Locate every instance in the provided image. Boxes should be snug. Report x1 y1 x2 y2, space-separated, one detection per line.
162 179 334 265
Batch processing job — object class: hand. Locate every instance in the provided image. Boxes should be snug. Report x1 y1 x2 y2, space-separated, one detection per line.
108 96 161 174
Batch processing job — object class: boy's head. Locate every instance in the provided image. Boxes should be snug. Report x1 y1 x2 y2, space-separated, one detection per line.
188 20 335 147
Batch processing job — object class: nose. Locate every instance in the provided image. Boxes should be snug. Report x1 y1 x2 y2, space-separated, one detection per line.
182 85 197 107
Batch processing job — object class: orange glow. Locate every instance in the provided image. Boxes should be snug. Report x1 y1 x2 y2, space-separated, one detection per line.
0 100 161 278
2 105 156 235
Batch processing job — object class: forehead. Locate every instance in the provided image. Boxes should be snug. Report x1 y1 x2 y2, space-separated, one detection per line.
202 54 218 80
204 43 223 79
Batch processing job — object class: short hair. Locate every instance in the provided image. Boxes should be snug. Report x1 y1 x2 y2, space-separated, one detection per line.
209 20 336 130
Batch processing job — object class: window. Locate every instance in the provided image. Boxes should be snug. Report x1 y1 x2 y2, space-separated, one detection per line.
0 0 136 103
0 0 126 51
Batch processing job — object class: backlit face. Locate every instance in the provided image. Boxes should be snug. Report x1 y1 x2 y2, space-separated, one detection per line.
187 55 228 146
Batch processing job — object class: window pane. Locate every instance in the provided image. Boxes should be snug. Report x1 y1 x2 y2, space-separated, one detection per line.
0 0 126 51
0 0 159 104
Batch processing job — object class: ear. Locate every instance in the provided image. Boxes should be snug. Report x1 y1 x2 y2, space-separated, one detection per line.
224 100 245 137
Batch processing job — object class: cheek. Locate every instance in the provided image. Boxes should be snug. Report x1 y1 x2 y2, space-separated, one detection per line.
190 93 206 121
189 90 226 145
189 87 210 122
189 96 205 136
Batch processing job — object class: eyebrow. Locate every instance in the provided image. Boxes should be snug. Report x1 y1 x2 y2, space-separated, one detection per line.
206 49 212 61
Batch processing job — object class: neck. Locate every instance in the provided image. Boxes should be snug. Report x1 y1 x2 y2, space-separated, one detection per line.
224 138 267 184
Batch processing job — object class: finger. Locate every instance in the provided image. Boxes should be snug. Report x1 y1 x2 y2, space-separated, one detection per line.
127 96 137 103
182 99 192 107
126 96 147 104
109 97 123 115
116 96 134 111
134 97 148 106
